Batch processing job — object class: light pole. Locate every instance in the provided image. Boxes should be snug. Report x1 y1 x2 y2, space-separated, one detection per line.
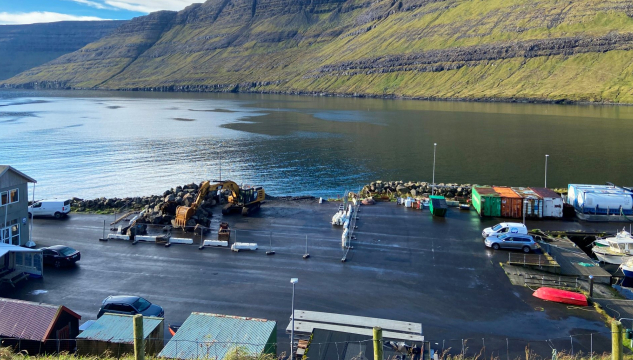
290 278 298 359
432 143 437 195
545 154 549 188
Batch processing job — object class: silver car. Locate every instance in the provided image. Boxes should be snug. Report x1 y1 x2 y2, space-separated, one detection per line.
484 233 538 253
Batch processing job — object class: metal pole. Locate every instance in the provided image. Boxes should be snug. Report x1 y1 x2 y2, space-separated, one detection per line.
433 143 437 189
30 183 35 245
303 235 310 259
290 278 298 358
545 155 549 188
589 275 594 297
266 232 275 255
103 220 106 240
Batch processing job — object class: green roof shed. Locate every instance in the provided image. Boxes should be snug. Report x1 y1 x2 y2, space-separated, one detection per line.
159 313 277 360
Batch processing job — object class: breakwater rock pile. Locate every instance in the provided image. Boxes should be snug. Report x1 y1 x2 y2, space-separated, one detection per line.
71 182 221 228
362 181 472 198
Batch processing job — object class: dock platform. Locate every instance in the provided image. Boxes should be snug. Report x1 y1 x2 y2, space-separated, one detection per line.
539 237 611 284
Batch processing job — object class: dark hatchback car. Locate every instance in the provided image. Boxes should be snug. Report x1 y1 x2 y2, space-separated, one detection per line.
42 245 80 268
98 295 165 318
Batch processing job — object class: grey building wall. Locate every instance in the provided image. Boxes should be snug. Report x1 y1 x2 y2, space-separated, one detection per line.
1 182 30 246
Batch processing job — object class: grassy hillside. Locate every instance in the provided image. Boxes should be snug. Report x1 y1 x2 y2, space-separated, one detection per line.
5 0 633 103
0 21 125 81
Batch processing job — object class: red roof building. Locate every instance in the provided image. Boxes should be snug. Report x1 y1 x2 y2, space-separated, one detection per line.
0 297 81 353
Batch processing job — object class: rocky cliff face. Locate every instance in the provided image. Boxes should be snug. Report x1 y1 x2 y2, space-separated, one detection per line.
5 0 633 103
0 20 125 80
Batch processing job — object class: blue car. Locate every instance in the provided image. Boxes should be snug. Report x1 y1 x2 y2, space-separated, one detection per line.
98 295 164 318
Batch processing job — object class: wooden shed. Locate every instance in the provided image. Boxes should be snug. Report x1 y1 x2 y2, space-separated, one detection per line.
0 297 81 354
76 314 164 357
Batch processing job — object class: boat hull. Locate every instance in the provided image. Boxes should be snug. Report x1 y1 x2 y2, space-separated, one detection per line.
533 287 588 306
593 250 629 265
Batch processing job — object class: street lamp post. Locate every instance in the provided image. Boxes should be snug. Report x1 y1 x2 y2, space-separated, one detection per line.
432 143 437 195
290 278 298 359
545 154 549 188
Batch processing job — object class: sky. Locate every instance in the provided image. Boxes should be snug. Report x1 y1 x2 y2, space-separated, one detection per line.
0 0 200 24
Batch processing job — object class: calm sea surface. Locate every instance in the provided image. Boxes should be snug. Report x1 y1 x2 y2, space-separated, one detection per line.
1 89 633 199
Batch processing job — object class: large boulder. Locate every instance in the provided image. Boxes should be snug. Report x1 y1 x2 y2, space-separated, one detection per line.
164 194 175 202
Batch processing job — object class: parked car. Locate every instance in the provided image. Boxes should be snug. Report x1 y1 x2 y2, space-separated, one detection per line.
42 245 80 267
484 233 538 253
28 199 71 219
482 222 527 238
98 295 164 318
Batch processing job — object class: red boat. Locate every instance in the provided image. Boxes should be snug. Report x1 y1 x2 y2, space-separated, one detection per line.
533 287 588 306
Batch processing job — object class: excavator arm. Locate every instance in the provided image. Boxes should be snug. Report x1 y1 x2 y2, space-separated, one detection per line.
174 180 241 228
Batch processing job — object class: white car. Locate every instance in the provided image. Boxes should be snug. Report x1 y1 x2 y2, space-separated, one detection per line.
28 199 72 219
482 222 527 238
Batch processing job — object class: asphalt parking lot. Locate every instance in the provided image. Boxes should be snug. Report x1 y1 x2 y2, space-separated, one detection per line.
0 200 622 357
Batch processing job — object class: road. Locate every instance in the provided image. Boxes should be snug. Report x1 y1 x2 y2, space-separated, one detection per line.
1 200 623 357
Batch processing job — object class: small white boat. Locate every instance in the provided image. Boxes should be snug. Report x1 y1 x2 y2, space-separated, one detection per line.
593 229 633 265
593 228 632 248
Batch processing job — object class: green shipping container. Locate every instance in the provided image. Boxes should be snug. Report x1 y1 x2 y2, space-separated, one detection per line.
472 186 501 217
429 195 448 217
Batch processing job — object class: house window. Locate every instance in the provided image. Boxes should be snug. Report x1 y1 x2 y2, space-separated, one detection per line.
9 189 18 203
0 189 19 206
0 223 19 245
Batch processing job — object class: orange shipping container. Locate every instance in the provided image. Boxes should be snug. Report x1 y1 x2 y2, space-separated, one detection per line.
493 186 523 218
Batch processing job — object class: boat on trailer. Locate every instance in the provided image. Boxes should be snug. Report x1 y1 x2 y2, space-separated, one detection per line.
533 287 588 306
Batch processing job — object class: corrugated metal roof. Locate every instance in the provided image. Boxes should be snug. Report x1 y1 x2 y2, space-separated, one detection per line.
511 187 541 199
77 314 163 344
530 187 562 199
159 313 276 360
493 186 521 198
473 186 499 196
0 298 79 341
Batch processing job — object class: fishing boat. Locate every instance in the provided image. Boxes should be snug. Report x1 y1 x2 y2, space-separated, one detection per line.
593 228 632 247
533 287 588 306
592 230 633 264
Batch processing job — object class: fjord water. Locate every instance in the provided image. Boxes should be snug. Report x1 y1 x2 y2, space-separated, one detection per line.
1 89 632 199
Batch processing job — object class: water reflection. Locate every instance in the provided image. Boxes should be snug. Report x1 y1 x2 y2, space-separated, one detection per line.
1 89 633 199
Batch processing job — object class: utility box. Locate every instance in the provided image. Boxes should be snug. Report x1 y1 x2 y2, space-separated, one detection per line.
429 195 447 217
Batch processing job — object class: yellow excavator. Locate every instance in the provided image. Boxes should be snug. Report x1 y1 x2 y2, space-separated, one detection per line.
223 184 266 216
174 180 265 227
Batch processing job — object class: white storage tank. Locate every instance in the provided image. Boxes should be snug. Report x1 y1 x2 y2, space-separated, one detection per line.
569 184 633 215
579 192 633 213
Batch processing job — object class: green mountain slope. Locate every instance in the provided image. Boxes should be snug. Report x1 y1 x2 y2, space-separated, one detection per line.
0 20 125 80
5 0 633 103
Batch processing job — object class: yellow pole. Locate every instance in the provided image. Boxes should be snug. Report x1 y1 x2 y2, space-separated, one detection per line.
612 320 623 360
134 314 145 360
373 327 383 360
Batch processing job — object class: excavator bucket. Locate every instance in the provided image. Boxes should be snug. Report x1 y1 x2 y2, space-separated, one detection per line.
174 206 195 227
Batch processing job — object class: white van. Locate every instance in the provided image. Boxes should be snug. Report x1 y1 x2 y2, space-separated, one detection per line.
28 199 72 219
482 222 528 238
